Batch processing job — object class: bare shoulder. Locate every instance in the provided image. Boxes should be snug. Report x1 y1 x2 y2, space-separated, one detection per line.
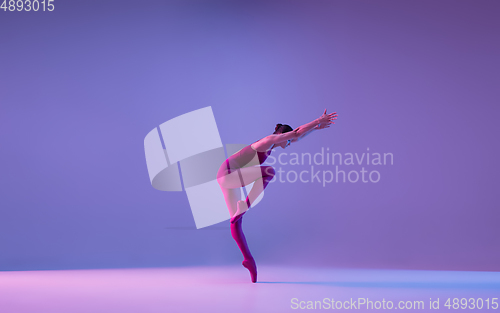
250 135 278 152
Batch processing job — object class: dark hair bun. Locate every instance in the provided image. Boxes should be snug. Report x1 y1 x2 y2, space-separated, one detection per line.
275 124 283 132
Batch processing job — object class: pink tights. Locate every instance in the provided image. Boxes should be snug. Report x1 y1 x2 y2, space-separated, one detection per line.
230 217 257 283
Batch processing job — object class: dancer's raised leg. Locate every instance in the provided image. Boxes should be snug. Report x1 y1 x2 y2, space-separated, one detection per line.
230 166 275 224
244 165 275 208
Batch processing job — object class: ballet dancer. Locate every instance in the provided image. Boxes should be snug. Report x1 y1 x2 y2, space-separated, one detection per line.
216 109 338 282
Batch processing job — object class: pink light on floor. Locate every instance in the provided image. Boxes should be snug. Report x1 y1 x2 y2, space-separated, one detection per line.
1 266 499 313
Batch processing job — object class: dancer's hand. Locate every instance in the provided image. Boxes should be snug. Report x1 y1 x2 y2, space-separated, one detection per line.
314 122 331 129
316 109 337 129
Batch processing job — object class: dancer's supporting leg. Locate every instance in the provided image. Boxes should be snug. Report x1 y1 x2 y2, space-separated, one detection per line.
231 217 257 283
218 186 257 282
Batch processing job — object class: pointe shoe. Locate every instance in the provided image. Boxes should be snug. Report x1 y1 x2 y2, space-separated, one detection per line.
230 200 248 224
242 259 257 283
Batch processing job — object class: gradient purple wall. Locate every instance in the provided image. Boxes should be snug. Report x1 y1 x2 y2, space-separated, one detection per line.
1 0 499 271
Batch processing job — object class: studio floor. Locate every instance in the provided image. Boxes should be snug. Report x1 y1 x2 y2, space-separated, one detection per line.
1 265 499 313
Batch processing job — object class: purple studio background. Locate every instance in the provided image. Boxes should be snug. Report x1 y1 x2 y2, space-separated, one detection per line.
0 0 499 271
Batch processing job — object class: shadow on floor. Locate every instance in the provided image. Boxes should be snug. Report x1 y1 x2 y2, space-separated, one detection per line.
257 281 500 289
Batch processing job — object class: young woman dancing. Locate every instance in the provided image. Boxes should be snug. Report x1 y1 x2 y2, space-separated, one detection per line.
216 109 338 283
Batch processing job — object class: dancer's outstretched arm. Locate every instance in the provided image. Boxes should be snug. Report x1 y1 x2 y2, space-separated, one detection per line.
253 109 337 151
291 109 337 143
